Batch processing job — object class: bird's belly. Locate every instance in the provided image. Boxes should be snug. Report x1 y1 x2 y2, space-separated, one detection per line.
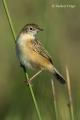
16 41 33 69
20 53 33 69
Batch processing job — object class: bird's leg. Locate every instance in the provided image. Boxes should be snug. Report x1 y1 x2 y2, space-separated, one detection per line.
20 63 43 84
28 69 43 84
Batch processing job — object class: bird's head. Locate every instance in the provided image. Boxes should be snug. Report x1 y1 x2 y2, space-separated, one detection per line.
21 23 43 36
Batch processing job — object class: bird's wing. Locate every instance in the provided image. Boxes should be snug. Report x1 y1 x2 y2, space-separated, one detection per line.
32 39 53 64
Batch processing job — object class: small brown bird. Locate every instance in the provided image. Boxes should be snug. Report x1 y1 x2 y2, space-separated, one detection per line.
16 23 65 84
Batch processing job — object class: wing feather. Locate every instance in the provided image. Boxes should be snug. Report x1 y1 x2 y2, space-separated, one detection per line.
32 39 53 64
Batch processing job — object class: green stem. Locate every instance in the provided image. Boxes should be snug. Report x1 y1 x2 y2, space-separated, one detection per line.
2 0 16 41
51 79 58 120
2 0 42 120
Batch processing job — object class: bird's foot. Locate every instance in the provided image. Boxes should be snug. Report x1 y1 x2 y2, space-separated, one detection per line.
24 79 31 86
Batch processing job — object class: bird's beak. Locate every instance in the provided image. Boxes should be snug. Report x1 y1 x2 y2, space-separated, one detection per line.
37 27 44 32
39 27 44 31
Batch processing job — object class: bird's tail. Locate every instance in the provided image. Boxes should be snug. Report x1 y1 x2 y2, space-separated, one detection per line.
53 68 66 84
47 64 65 84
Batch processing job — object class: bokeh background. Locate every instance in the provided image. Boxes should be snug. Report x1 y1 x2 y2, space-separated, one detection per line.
0 0 80 120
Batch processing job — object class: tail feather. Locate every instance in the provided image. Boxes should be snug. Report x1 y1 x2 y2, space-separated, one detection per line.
53 69 66 84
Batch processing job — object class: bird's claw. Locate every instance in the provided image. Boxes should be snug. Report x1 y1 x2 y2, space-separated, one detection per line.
24 79 31 86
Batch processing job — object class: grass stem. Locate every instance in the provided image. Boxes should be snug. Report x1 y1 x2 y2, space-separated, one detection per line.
2 0 42 120
51 79 58 120
66 66 74 120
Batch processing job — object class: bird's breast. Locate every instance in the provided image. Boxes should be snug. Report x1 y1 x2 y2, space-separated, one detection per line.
16 37 34 69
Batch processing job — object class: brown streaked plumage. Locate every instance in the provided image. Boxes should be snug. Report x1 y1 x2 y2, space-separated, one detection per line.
16 23 66 84
26 39 54 70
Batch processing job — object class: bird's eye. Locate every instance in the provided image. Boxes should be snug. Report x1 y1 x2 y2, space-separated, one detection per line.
30 27 33 30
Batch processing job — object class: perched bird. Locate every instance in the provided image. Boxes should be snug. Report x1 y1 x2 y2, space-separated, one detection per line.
16 23 65 84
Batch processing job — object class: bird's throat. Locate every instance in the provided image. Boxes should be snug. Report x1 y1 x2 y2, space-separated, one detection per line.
20 33 35 41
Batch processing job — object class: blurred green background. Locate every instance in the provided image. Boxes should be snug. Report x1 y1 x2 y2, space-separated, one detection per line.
0 0 80 120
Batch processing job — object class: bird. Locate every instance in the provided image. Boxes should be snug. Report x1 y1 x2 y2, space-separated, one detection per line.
16 23 66 84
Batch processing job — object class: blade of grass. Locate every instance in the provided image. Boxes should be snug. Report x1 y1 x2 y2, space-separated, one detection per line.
51 79 58 120
2 0 42 120
2 0 16 41
66 66 74 120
